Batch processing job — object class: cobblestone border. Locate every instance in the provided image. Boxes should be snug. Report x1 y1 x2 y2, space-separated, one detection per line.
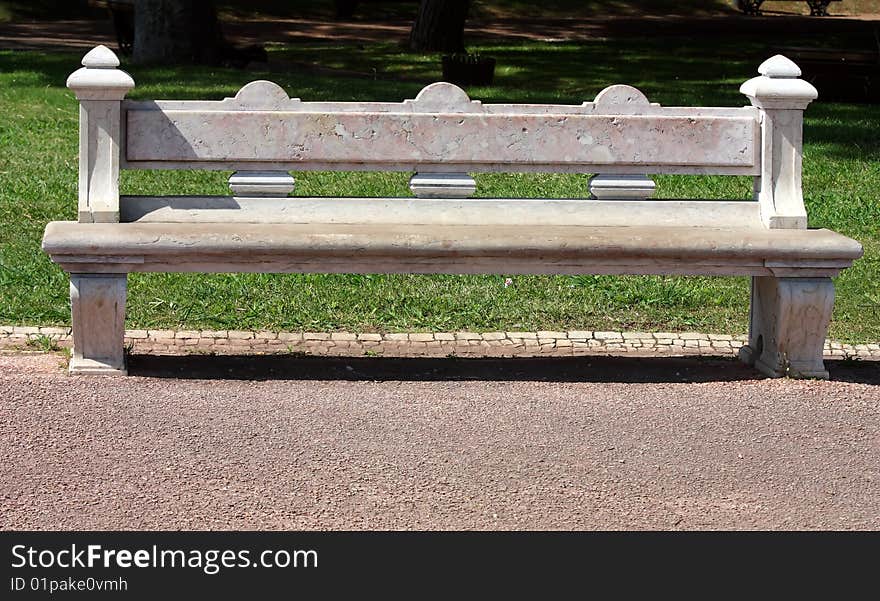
2 326 879 360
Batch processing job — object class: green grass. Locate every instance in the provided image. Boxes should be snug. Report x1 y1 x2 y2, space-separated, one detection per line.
1 35 878 340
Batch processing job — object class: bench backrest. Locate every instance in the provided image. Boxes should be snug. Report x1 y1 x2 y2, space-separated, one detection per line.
122 83 759 174
66 45 818 230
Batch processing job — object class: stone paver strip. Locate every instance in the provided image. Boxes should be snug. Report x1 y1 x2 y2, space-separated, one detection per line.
594 331 623 340
200 330 228 339
537 331 567 339
148 329 175 339
331 332 358 341
680 332 708 340
227 331 255 340
0 326 878 361
455 332 482 340
567 331 592 340
38 327 71 336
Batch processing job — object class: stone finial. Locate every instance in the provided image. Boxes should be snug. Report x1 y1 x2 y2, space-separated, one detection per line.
66 45 135 101
81 45 121 69
758 54 801 78
739 55 817 110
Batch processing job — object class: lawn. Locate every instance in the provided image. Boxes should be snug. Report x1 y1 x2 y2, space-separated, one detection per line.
1 32 878 340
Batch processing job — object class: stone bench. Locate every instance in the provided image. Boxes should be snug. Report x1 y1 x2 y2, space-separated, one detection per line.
738 0 841 16
42 45 863 378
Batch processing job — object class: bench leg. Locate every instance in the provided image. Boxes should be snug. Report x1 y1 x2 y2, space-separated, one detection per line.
69 273 128 375
739 276 834 379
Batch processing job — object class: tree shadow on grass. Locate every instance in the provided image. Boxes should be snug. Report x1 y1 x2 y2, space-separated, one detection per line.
805 114 880 162
0 47 425 102
127 354 880 385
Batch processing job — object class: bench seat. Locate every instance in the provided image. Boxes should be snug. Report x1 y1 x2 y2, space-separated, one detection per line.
43 221 862 277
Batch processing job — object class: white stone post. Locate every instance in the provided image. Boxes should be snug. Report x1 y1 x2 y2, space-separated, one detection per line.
740 55 817 230
69 274 128 375
739 57 831 379
65 46 132 375
738 277 834 379
66 45 135 224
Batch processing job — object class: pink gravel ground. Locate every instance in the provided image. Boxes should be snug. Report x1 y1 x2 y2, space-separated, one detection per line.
1 352 877 530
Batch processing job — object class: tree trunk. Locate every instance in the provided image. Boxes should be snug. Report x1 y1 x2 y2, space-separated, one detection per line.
133 0 221 64
409 0 470 53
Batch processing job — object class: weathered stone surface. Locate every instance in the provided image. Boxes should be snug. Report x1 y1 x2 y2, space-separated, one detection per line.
148 329 175 340
594 331 623 340
68 274 127 375
201 329 228 339
122 196 764 229
680 332 708 340
67 46 134 224
37 326 69 336
455 332 481 340
303 332 330 340
622 331 652 340
125 79 760 174
739 276 835 379
740 55 818 229
227 330 254 340
330 332 357 341
45 222 859 277
356 333 382 341
126 109 760 171
537 331 567 339
507 332 537 339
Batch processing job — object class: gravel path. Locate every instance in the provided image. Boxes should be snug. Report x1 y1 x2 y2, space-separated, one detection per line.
1 352 877 530
2 13 878 53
